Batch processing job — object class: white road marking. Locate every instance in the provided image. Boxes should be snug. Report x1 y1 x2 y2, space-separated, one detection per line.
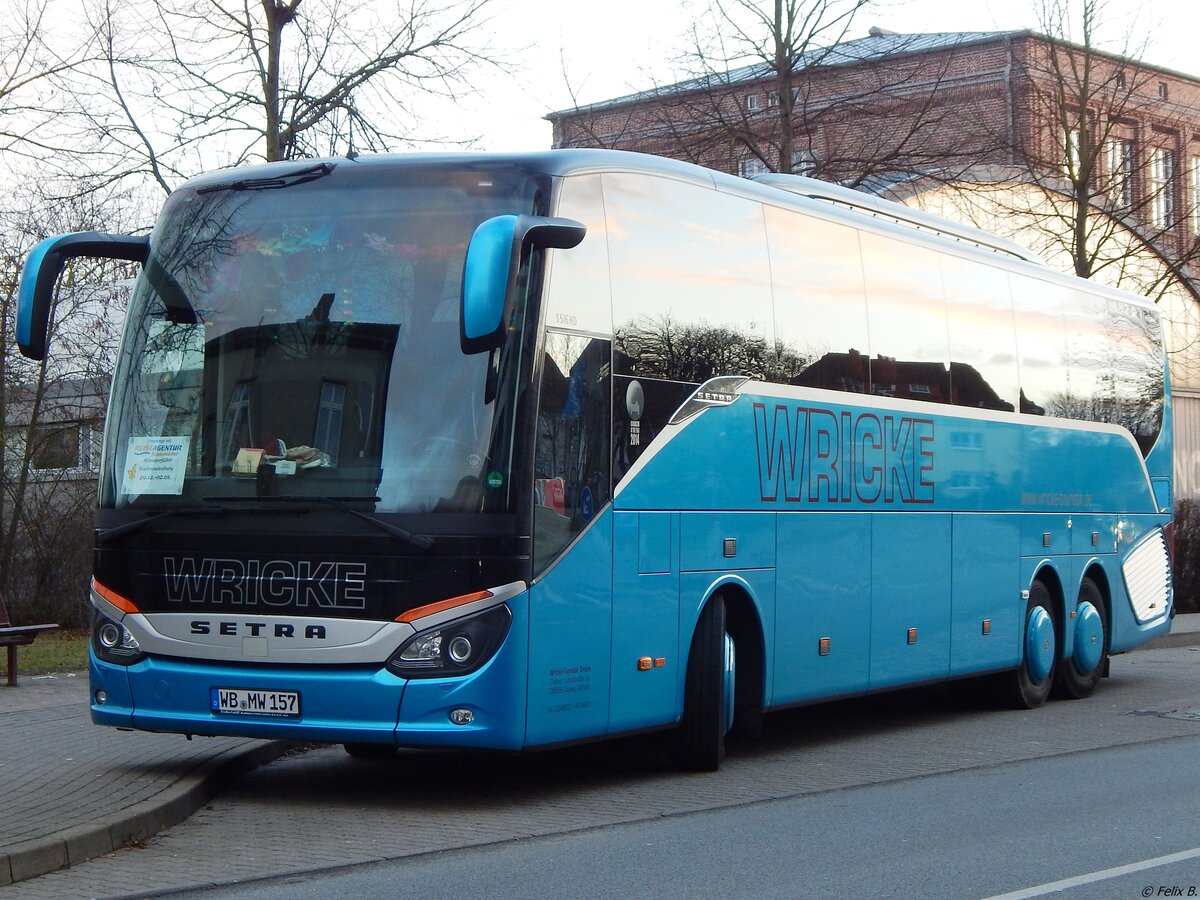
982 845 1200 899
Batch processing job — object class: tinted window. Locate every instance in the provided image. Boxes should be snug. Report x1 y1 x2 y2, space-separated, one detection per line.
764 206 871 391
859 231 950 403
1108 299 1165 454
605 173 772 382
545 174 612 336
534 333 612 572
1064 289 1109 422
1010 274 1069 416
941 255 1017 412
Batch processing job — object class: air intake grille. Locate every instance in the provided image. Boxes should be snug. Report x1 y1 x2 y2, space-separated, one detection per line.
1123 530 1172 624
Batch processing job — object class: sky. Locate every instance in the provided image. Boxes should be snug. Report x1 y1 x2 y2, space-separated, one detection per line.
456 0 1200 152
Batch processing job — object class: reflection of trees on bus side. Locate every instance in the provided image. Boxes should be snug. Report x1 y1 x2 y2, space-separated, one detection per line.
1044 371 1164 454
1041 298 1165 452
615 313 775 384
613 314 1015 411
614 304 1162 451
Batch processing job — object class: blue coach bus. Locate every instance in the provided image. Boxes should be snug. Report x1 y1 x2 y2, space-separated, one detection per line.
17 150 1174 770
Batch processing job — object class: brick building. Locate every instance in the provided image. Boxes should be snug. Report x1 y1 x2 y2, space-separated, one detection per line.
547 27 1200 271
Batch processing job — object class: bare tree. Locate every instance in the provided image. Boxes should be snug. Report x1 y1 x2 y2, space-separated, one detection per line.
0 184 140 626
1008 0 1200 284
60 0 501 195
0 1 98 166
673 0 868 176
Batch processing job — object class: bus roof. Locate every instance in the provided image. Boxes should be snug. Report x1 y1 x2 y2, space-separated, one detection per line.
176 149 1160 313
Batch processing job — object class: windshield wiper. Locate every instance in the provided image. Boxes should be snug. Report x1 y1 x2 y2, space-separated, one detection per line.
97 505 232 545
203 495 435 551
196 162 335 195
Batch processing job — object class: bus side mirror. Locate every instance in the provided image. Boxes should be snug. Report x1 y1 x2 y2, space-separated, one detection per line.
460 214 585 355
17 232 149 360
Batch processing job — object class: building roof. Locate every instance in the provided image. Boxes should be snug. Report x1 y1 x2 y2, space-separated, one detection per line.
546 29 1028 119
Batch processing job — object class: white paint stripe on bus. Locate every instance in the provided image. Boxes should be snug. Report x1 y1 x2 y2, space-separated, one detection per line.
981 845 1200 900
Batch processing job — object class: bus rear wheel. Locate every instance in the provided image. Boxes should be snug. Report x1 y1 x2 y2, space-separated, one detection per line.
1052 577 1108 700
993 581 1057 709
671 595 735 772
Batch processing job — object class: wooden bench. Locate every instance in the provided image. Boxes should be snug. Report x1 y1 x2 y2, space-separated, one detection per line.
0 597 58 686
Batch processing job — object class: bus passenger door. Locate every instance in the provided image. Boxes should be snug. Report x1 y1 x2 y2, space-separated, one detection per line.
526 334 613 747
526 513 613 746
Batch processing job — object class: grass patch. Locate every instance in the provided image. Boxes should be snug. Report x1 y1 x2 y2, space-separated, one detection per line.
14 629 89 675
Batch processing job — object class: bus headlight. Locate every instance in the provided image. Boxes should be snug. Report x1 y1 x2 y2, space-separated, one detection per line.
92 611 144 665
387 605 511 679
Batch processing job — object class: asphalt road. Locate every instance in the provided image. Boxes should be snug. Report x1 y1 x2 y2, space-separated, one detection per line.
9 644 1200 899
171 734 1200 899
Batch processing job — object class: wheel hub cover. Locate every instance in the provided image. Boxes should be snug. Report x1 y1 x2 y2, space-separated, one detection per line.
1025 606 1055 683
1072 601 1103 674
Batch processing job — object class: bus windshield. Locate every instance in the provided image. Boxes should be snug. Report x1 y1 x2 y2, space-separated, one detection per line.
101 162 543 514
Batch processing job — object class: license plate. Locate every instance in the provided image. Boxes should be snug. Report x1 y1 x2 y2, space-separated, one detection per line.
211 687 300 718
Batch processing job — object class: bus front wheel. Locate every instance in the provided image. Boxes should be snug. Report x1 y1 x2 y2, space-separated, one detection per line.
671 595 735 772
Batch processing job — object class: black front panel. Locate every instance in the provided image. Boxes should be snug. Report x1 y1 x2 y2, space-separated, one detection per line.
94 511 529 621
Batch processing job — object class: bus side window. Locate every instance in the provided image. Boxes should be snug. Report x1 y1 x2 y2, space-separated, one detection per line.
765 206 870 391
942 255 1018 412
544 174 611 336
534 334 612 573
606 172 772 385
1106 299 1165 455
1011 274 1069 416
859 230 951 403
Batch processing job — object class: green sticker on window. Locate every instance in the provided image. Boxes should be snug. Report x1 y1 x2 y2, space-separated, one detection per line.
487 470 504 488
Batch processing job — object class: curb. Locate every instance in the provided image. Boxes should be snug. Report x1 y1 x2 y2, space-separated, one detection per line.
0 740 292 887
1141 627 1200 651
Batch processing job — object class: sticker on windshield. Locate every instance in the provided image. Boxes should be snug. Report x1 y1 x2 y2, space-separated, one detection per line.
122 437 190 495
487 470 504 489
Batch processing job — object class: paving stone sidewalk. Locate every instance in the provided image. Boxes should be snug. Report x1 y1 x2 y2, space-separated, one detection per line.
0 673 287 887
0 613 1195 888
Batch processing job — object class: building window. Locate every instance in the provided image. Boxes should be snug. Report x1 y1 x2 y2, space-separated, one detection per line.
1191 155 1200 236
79 424 101 472
1105 138 1134 208
738 156 769 178
1150 146 1176 229
1158 82 1169 100
314 381 345 465
767 87 801 107
1064 128 1082 176
1115 71 1126 89
745 94 759 112
31 423 81 470
790 149 816 176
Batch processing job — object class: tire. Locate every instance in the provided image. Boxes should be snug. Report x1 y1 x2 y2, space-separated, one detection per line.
343 742 397 759
1052 577 1108 700
671 595 734 772
992 581 1057 709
